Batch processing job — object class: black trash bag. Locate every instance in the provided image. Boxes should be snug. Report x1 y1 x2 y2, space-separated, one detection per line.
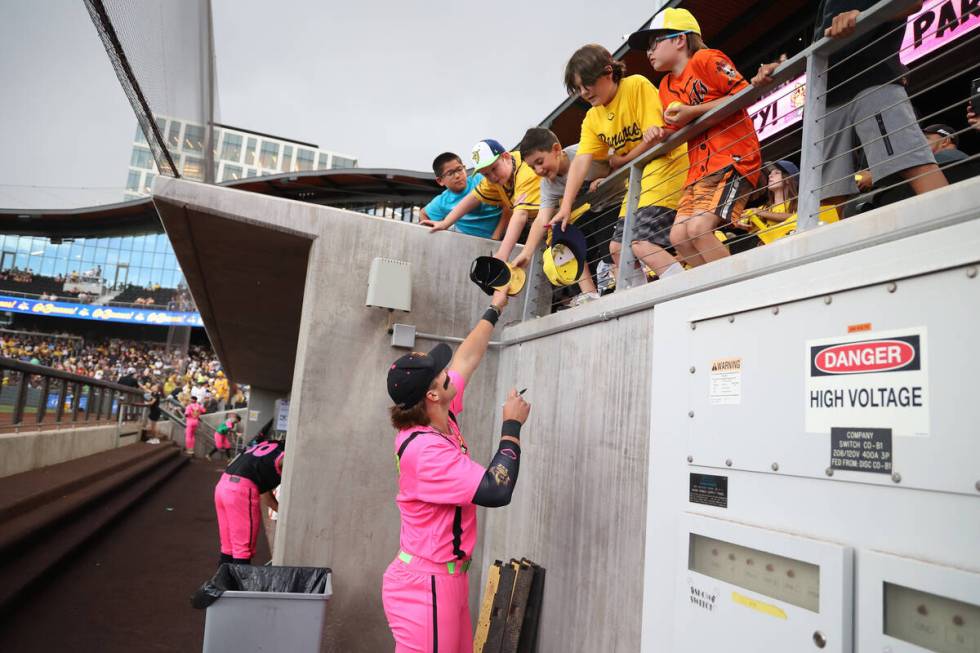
192 564 332 609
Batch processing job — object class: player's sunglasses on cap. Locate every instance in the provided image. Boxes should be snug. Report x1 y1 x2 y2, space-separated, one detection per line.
387 343 453 409
469 256 526 296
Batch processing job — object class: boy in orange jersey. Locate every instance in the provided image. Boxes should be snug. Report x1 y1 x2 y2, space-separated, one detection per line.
630 8 761 267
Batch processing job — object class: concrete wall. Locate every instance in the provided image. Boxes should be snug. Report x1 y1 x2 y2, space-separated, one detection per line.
243 387 278 438
483 310 654 652
266 209 512 652
0 423 142 478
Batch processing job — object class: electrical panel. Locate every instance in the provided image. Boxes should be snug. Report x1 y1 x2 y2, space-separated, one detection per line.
858 551 980 652
674 514 852 652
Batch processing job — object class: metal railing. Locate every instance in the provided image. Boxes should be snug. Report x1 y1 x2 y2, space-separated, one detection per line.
0 357 147 433
521 0 979 319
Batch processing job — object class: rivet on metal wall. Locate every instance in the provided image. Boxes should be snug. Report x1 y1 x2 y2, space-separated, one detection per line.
886 282 897 293
812 631 827 649
825 467 834 477
690 322 696 330
687 455 694 463
688 410 695 418
771 462 779 472
823 296 833 305
689 366 696 374
967 267 977 279
974 480 980 492
772 306 780 315
725 459 733 467
891 472 902 484
728 315 735 323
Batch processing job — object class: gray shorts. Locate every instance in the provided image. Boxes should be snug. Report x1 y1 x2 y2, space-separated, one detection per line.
612 205 676 248
820 83 936 200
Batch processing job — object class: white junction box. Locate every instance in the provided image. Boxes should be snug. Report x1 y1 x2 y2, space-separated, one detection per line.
642 219 980 653
366 257 411 312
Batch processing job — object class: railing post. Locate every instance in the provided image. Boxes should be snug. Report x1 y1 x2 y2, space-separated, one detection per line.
85 385 95 422
71 382 81 423
797 50 829 232
55 378 67 423
12 372 28 426
36 376 50 425
521 249 539 322
616 163 643 289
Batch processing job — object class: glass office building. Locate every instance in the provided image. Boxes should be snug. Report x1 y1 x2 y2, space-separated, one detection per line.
125 118 358 200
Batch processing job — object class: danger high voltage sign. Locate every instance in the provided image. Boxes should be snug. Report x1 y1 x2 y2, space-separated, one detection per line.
805 328 929 437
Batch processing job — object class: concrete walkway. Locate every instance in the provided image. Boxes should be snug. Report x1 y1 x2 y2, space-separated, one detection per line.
0 457 270 652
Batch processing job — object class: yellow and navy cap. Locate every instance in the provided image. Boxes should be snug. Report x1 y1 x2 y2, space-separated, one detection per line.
627 8 702 50
542 224 588 287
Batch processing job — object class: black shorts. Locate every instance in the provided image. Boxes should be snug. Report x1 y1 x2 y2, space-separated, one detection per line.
612 205 676 248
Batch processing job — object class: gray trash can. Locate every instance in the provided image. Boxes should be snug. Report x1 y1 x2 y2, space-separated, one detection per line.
193 564 332 653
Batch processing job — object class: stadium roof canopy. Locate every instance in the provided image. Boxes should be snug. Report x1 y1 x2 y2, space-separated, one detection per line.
0 168 441 238
540 0 815 147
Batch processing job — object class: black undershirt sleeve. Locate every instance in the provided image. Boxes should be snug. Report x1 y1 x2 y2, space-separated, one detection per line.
472 420 522 508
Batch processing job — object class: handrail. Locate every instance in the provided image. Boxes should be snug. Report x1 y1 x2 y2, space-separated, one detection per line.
0 357 145 395
588 0 918 193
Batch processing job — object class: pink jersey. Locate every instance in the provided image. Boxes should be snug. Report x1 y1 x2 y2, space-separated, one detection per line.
393 370 485 563
185 402 203 422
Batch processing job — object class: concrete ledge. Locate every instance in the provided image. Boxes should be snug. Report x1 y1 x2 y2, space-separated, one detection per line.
0 424 141 479
502 175 980 344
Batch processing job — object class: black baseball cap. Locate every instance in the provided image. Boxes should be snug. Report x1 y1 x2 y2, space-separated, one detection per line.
922 124 958 145
386 343 453 409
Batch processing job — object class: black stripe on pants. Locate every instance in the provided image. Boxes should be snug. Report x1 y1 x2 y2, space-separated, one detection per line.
430 575 439 652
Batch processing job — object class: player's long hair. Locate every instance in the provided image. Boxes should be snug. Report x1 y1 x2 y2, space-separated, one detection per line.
389 401 431 430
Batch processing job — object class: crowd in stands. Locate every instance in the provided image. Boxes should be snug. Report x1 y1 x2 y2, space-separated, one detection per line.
0 331 245 413
0 267 197 312
416 3 979 310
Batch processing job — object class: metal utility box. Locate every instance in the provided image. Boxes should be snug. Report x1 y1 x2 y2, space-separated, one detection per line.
675 514 852 652
366 257 411 312
857 551 980 652
642 217 980 653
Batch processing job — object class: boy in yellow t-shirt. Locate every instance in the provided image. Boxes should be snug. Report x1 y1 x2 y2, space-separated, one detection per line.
551 44 689 280
425 139 540 261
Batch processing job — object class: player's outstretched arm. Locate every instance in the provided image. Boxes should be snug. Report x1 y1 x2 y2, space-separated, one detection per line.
450 289 508 384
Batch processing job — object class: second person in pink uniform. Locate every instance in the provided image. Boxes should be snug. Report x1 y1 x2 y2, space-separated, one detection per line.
184 395 205 455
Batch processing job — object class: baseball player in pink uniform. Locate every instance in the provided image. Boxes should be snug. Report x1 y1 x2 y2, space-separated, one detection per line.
184 396 205 455
213 438 284 565
382 289 530 652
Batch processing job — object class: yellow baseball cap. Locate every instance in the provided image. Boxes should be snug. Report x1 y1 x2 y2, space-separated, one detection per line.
627 8 702 50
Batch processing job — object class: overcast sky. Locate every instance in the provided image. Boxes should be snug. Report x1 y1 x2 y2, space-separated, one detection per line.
1 0 663 209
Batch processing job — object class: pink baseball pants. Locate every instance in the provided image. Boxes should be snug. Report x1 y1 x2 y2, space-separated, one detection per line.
382 554 472 653
214 473 261 561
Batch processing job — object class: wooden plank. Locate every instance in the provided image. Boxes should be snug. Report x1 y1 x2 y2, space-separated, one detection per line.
501 560 533 653
473 561 501 652
481 560 516 653
517 559 546 653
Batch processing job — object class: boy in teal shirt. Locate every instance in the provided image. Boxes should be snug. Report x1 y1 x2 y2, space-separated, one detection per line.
420 152 504 239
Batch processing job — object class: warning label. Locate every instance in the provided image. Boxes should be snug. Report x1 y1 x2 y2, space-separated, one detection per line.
806 328 929 436
710 357 742 405
830 427 892 474
689 473 728 508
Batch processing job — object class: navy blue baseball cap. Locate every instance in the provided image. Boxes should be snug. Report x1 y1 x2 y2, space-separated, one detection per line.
387 343 453 409
766 160 800 178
